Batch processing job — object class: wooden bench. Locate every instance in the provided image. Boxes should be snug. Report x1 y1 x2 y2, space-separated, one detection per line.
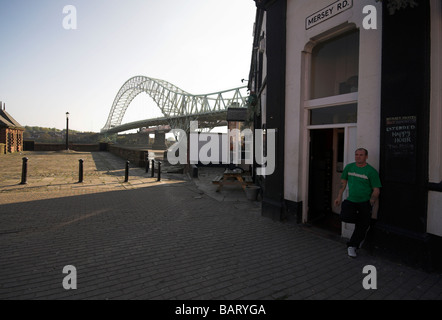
212 170 255 192
212 176 223 184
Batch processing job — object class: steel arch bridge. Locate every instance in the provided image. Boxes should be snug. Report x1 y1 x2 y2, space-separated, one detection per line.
101 76 248 134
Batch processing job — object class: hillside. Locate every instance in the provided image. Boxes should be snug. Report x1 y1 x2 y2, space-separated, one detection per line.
23 126 102 144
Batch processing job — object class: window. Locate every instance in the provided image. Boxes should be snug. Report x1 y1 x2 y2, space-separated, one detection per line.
311 29 359 99
306 28 359 127
310 103 357 125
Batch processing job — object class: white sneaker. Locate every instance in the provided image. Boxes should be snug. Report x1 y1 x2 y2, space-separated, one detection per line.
347 246 357 258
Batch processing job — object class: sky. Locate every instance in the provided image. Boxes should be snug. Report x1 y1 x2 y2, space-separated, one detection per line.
0 0 256 133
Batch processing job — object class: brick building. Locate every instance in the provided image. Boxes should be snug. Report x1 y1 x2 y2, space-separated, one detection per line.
0 102 25 154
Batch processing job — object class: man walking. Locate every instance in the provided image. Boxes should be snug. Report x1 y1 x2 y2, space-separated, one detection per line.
334 148 382 258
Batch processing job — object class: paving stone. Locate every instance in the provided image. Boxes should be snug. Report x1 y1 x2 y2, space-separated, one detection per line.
0 151 441 300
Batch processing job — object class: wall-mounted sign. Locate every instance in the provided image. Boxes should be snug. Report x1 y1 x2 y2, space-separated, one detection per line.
306 0 353 30
385 115 417 157
384 115 417 183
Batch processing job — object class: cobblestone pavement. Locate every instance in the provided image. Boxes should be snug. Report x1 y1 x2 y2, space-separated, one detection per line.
0 151 441 300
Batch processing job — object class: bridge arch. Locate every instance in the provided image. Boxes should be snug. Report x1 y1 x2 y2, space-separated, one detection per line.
101 76 248 133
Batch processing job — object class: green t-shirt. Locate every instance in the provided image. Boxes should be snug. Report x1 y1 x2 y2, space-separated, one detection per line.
341 163 382 203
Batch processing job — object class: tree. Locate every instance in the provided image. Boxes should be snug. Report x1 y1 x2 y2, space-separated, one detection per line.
377 0 419 15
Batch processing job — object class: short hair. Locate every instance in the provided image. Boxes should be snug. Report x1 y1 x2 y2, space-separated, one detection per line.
356 148 368 156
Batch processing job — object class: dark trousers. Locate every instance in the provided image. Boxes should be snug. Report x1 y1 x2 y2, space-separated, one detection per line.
340 200 372 248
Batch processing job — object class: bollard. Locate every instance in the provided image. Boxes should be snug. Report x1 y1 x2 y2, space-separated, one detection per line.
191 164 198 178
157 161 161 182
20 157 28 185
125 160 130 182
145 153 149 173
78 159 84 183
151 160 155 178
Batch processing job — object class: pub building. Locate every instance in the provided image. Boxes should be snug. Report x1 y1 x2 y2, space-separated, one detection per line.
248 0 442 270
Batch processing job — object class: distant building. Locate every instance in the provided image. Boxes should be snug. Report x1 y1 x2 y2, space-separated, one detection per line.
0 102 25 154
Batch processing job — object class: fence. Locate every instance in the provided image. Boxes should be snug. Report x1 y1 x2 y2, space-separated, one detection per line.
23 141 108 152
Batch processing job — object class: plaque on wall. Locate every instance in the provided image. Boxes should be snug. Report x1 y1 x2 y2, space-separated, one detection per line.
384 115 417 183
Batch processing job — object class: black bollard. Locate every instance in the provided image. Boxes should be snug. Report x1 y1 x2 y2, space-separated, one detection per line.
78 159 84 183
20 157 28 185
157 161 161 182
145 153 149 173
125 160 130 182
151 160 155 178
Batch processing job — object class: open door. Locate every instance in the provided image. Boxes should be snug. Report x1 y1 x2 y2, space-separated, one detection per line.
308 129 333 223
308 128 348 234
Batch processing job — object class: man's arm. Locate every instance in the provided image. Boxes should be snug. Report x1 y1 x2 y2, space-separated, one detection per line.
370 187 380 206
334 179 348 207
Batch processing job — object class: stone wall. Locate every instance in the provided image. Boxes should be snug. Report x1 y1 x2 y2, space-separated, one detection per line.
35 144 101 152
107 145 149 167
23 141 108 152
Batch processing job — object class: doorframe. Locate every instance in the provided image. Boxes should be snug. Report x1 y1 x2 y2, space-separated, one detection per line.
300 24 360 225
302 123 357 224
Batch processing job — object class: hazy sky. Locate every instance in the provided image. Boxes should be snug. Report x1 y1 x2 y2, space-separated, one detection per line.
0 0 256 132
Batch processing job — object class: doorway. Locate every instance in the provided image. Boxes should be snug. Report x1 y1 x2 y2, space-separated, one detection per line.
308 128 345 234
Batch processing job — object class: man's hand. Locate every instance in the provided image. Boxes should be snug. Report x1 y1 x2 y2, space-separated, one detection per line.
334 198 342 207
334 179 347 207
370 187 380 206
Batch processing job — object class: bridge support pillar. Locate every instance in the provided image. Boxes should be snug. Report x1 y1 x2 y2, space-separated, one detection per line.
152 132 167 150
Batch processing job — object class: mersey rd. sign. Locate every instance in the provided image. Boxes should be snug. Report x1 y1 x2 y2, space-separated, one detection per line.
306 0 353 30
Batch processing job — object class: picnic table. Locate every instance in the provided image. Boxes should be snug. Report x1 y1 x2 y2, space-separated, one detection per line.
212 169 253 192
